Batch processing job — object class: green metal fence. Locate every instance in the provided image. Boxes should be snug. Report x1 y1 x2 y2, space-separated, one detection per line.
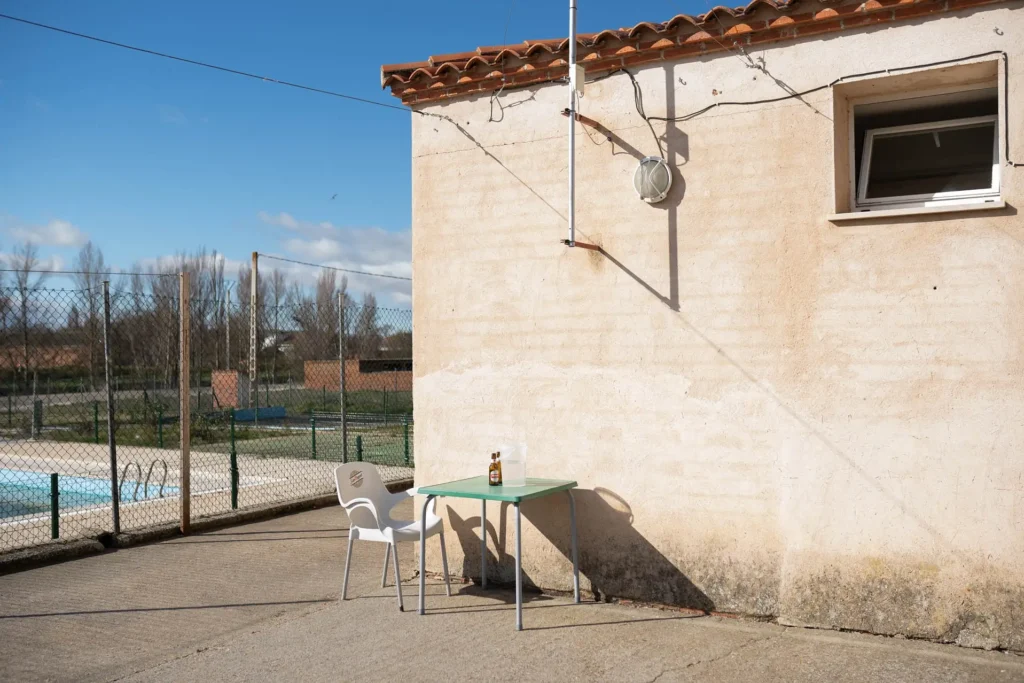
0 280 413 553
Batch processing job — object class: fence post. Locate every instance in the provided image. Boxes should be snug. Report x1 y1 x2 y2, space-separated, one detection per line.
50 473 59 539
157 405 164 448
383 388 388 426
404 417 410 466
179 271 191 534
229 408 238 509
102 281 121 535
7 394 11 427
310 415 317 460
93 401 99 444
31 400 42 439
356 435 363 462
338 293 348 464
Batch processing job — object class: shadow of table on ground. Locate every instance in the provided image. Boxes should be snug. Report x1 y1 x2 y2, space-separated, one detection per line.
446 487 713 612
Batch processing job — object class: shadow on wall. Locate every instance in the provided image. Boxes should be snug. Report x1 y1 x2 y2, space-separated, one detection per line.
445 487 714 612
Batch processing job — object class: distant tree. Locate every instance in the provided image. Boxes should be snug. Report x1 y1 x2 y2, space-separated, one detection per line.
66 304 82 330
72 241 105 390
11 242 47 388
352 292 381 359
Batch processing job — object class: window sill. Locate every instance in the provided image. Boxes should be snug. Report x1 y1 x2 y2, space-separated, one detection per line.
829 200 1005 222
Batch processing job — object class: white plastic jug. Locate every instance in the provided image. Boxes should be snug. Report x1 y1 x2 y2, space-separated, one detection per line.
499 442 527 487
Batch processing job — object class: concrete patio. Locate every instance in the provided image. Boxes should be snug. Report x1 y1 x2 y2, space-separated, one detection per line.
0 500 1021 682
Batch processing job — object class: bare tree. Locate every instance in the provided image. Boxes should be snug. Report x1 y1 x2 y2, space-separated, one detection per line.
353 291 381 359
72 241 105 390
290 271 352 362
11 242 47 390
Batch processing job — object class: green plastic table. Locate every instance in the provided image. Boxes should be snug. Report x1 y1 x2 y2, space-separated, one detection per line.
416 476 580 631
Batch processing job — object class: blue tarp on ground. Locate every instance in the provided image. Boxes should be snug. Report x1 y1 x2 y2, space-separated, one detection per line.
232 406 286 422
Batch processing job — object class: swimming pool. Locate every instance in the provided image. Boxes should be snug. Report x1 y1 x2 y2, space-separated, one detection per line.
0 468 179 520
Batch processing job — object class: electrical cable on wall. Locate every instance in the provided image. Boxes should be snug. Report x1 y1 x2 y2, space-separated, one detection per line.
590 51 1021 167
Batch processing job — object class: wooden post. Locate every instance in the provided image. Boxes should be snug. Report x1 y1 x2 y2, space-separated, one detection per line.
179 271 191 534
338 293 348 463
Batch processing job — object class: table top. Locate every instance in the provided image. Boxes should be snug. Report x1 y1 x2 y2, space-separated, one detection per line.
417 476 577 503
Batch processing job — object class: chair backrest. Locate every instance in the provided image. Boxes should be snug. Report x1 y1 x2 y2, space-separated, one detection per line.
334 463 389 530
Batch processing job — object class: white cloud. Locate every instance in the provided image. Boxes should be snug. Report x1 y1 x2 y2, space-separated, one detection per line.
258 211 412 307
8 219 88 248
258 211 299 231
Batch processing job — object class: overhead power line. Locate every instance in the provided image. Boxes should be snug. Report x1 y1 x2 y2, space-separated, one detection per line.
257 253 412 282
0 13 411 114
0 267 173 278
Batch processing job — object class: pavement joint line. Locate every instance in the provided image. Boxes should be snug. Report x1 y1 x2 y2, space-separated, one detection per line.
109 594 341 683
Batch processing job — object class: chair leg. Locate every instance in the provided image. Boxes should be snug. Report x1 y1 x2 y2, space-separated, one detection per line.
342 531 355 600
439 529 452 597
391 541 404 612
381 543 391 588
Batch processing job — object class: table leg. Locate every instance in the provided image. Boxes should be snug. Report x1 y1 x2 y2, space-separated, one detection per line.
567 490 579 603
480 499 487 589
514 502 522 631
419 494 434 616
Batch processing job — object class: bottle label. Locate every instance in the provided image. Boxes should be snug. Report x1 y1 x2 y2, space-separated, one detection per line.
489 470 500 485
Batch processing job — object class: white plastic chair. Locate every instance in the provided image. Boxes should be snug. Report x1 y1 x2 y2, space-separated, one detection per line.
334 463 450 611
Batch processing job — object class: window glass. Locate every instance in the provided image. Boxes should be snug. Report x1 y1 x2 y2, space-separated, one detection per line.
865 121 995 199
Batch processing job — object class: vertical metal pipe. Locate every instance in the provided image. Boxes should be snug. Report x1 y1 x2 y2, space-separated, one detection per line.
568 490 580 603
225 287 231 371
93 401 99 444
515 502 523 631
50 473 59 539
229 407 238 509
179 271 192 534
157 405 164 448
383 388 388 426
338 294 348 463
567 0 578 247
418 496 432 615
403 417 410 466
32 399 42 439
481 499 487 589
102 281 120 535
310 415 317 460
356 435 362 462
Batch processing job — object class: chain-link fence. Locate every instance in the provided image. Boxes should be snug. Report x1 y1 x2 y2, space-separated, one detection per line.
0 278 413 553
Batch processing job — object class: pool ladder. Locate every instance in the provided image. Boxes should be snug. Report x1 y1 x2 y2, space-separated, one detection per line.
118 460 169 502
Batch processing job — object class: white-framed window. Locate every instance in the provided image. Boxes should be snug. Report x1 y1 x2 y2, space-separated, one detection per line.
851 86 1000 212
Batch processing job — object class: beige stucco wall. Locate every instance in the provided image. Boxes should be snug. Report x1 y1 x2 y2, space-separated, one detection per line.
410 5 1024 649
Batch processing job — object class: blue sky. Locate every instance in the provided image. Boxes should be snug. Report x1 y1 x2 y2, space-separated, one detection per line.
0 0 708 304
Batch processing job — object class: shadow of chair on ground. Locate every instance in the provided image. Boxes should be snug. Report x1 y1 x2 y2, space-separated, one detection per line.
445 487 713 612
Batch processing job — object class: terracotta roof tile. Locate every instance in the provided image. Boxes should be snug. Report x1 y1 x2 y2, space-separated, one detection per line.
381 0 1009 105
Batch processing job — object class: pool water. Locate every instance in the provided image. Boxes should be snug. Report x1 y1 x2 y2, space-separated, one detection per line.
0 468 178 519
